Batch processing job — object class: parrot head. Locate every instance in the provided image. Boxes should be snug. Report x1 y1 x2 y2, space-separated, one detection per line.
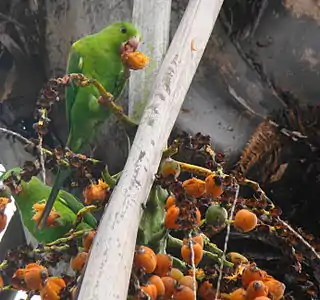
102 22 141 55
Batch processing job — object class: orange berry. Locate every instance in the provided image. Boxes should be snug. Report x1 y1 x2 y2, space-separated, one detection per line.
40 277 66 300
24 263 48 290
183 234 204 248
228 288 246 300
154 254 173 277
169 268 184 281
205 175 223 198
0 212 7 233
263 276 286 300
246 280 269 300
148 275 165 296
122 51 150 70
199 280 218 300
241 263 267 288
83 179 109 205
161 276 176 299
182 177 206 198
195 208 202 225
32 203 60 228
178 275 198 291
11 268 26 290
164 205 181 229
136 284 157 300
134 246 157 273
159 158 181 179
0 197 10 211
82 230 96 252
181 242 203 266
234 209 258 233
173 285 195 300
0 274 3 290
70 252 88 272
165 195 176 210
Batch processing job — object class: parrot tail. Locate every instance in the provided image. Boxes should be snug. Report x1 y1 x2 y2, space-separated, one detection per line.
37 168 71 229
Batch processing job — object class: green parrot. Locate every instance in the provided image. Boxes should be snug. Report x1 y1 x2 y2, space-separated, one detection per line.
0 168 97 244
38 22 141 228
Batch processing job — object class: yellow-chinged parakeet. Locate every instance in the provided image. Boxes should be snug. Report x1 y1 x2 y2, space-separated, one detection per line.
1 168 97 244
38 22 141 227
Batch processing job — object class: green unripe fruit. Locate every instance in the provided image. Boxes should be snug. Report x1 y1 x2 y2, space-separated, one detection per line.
205 204 228 226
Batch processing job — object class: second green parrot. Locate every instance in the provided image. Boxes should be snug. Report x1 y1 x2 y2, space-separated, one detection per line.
38 22 141 227
0 168 97 244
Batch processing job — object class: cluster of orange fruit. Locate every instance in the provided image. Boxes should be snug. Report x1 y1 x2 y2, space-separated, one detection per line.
133 245 285 300
7 230 96 300
224 263 286 300
70 230 96 273
11 263 66 300
82 179 110 205
133 245 199 300
164 174 258 234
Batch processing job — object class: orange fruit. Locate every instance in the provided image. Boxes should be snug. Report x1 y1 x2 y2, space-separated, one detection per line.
181 242 203 266
165 195 176 210
182 178 206 198
246 280 269 300
263 276 286 300
11 268 26 290
0 213 7 233
83 179 109 205
183 234 204 248
234 209 258 233
178 275 198 291
241 263 267 288
40 277 66 300
134 246 157 273
173 285 195 300
122 51 150 70
138 284 158 300
161 276 176 299
82 230 96 252
154 254 173 277
198 281 217 300
70 252 88 272
24 263 48 290
164 205 181 229
228 287 246 300
205 175 223 198
148 275 165 296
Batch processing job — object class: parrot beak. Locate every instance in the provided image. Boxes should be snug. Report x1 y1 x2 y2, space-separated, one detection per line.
120 36 140 54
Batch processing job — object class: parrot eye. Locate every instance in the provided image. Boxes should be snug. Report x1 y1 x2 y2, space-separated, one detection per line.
120 26 127 34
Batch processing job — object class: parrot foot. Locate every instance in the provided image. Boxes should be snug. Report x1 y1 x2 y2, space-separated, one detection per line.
97 95 138 129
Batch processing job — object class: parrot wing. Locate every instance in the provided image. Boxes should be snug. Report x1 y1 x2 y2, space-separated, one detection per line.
65 45 84 131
